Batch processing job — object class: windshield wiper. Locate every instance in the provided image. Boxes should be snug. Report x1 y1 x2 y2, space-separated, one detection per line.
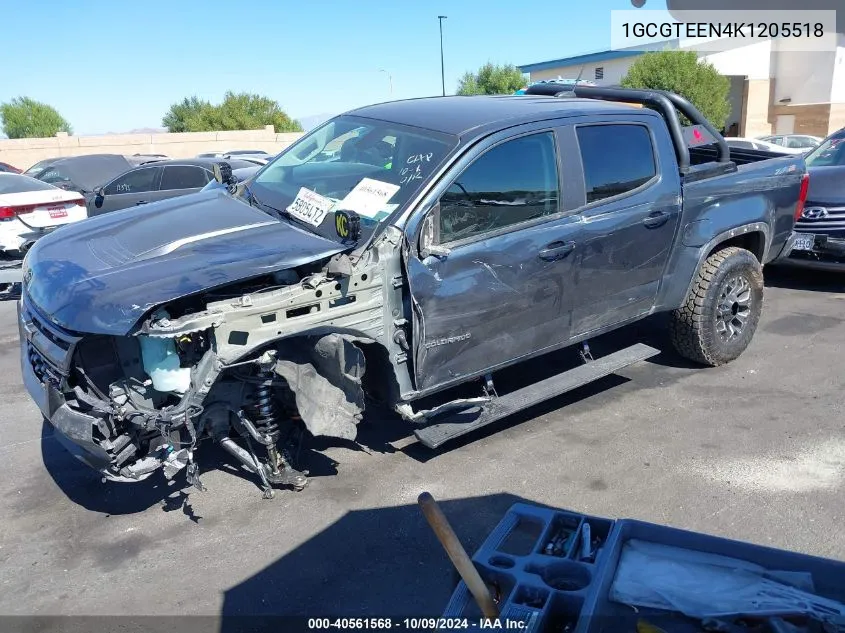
242 183 283 219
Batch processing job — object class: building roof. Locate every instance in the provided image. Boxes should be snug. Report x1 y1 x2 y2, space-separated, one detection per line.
519 40 678 73
349 95 656 137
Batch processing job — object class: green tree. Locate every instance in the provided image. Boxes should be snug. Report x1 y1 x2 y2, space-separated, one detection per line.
162 92 302 133
456 63 526 96
620 50 731 130
0 97 72 139
161 96 214 133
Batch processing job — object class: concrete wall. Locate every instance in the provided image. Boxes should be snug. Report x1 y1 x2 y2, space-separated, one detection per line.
0 127 305 171
741 79 774 137
770 103 834 136
772 49 836 105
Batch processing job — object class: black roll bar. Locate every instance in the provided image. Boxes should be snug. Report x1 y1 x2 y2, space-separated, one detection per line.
523 84 732 172
655 89 731 164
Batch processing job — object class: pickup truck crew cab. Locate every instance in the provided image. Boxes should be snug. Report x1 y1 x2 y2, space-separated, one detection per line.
18 87 808 497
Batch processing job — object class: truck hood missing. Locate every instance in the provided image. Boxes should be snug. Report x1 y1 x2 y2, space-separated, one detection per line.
23 189 347 335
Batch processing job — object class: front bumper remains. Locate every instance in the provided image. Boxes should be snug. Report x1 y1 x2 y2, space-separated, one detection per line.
18 296 138 481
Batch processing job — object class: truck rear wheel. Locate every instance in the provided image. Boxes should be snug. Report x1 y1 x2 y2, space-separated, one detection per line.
669 246 763 366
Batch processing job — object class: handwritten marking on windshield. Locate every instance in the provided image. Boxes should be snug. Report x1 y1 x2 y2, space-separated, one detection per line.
407 153 433 164
400 165 424 185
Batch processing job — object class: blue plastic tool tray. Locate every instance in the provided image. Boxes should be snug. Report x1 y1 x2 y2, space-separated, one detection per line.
441 503 845 632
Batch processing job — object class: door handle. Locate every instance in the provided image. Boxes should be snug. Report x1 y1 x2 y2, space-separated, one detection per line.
642 211 670 228
135 201 148 206
539 240 575 261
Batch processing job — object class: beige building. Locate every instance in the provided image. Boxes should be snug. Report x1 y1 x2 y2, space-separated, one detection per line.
519 36 845 138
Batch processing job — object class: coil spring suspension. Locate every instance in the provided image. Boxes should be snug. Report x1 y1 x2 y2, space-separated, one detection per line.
252 374 280 442
250 369 308 494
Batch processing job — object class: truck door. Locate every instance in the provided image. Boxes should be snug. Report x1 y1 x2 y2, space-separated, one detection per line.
567 121 682 335
405 129 582 392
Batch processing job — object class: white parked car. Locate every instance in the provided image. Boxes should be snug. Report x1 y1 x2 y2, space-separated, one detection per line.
724 137 806 154
0 173 87 255
758 134 823 151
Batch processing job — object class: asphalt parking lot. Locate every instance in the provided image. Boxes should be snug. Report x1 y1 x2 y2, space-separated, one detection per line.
0 265 844 624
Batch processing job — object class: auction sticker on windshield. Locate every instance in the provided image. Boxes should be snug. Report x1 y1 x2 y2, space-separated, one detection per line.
337 178 400 220
286 187 335 227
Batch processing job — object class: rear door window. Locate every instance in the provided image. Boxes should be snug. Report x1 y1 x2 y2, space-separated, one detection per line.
576 124 657 204
160 166 210 191
104 167 160 195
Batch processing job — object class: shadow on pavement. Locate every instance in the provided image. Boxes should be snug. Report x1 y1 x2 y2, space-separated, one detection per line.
40 418 341 516
764 265 845 292
218 492 552 631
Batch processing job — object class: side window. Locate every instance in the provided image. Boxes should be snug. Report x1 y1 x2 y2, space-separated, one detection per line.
104 168 159 195
438 132 559 244
160 166 210 191
576 124 656 204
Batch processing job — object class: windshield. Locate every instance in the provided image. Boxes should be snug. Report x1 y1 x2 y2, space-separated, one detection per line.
34 166 78 190
249 115 457 244
23 159 55 176
805 133 845 167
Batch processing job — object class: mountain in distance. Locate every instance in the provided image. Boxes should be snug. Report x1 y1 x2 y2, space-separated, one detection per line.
297 113 334 132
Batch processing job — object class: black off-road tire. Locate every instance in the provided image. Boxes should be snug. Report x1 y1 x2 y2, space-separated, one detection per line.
669 246 764 366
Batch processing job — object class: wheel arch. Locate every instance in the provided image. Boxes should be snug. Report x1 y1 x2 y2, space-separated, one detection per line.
677 222 769 310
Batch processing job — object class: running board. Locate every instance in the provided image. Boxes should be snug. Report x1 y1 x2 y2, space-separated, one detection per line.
413 343 660 449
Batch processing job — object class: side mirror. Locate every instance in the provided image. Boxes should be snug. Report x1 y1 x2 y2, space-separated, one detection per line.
419 203 450 260
94 186 105 208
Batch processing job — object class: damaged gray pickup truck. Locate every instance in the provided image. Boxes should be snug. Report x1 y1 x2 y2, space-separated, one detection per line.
19 86 808 497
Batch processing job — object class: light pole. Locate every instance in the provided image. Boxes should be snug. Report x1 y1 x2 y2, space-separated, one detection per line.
438 15 447 96
378 69 393 98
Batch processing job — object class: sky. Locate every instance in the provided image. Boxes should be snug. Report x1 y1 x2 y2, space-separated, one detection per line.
0 0 672 135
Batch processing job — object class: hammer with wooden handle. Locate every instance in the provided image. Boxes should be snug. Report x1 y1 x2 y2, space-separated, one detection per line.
417 492 499 619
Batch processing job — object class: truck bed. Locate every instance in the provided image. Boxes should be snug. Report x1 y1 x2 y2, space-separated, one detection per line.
690 145 796 166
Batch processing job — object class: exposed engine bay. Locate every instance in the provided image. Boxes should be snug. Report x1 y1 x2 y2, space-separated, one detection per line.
28 230 410 499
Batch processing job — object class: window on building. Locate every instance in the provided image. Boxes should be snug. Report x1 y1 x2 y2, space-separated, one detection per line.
595 67 604 81
576 124 656 204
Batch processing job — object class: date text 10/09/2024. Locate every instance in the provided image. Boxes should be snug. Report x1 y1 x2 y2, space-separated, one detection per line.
307 618 529 630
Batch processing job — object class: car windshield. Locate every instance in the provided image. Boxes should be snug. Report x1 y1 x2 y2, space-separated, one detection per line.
34 166 77 190
249 115 457 244
805 134 845 167
23 159 55 176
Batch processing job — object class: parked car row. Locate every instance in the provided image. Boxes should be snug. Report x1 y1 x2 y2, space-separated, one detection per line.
0 152 260 257
724 134 824 155
0 173 87 255
195 149 277 165
724 137 807 154
758 133 823 151
88 157 256 216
